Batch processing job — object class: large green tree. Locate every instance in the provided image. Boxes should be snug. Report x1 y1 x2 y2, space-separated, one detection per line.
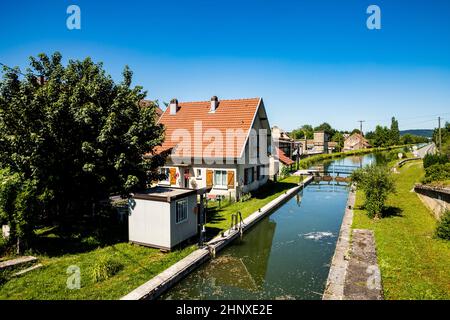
0 52 166 248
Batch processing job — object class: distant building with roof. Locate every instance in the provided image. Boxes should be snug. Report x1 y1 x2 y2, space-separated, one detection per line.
343 133 371 151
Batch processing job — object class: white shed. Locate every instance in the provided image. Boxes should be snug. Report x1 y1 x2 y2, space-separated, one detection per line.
128 187 198 250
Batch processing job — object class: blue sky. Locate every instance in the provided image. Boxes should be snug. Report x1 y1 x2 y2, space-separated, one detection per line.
1 0 450 132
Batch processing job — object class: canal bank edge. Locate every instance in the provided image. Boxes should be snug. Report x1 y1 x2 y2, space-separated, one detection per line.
121 176 314 300
322 185 356 300
323 185 384 300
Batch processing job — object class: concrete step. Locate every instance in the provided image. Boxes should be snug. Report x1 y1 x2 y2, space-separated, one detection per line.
13 263 43 277
0 256 38 271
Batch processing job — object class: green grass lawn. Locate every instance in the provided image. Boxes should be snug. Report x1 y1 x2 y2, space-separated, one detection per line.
0 242 196 300
0 176 301 300
204 176 300 238
353 160 450 299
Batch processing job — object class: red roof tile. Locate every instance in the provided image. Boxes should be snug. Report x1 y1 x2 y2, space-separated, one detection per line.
155 98 261 159
277 147 295 165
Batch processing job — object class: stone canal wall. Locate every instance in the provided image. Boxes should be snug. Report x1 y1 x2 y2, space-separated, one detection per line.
322 185 355 300
414 184 450 220
323 185 383 300
121 176 313 300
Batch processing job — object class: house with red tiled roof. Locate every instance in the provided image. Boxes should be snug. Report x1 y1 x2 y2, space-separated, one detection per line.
343 133 371 151
153 96 273 199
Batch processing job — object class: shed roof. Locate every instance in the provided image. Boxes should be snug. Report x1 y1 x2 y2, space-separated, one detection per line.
133 187 197 202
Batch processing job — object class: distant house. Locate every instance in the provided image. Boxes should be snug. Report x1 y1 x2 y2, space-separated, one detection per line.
153 97 273 199
313 131 329 154
271 126 295 159
277 147 295 170
343 133 371 151
296 131 329 156
328 141 338 153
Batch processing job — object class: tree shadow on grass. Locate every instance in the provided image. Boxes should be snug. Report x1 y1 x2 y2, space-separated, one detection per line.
251 181 298 200
28 222 128 257
381 206 403 218
205 206 227 226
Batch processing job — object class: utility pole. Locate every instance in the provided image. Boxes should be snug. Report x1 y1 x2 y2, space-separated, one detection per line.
358 120 365 136
438 116 442 153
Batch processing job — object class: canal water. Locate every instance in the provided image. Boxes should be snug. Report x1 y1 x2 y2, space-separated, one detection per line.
161 153 382 300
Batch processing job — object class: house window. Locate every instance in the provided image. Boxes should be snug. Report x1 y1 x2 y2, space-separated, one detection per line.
214 170 227 188
196 169 202 179
160 167 170 184
176 198 188 223
244 167 254 185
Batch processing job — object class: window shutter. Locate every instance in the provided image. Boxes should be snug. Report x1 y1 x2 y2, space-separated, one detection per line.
169 168 177 185
244 168 248 185
227 171 235 189
206 170 213 188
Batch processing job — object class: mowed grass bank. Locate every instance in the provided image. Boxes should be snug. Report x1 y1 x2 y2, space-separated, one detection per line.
353 161 450 299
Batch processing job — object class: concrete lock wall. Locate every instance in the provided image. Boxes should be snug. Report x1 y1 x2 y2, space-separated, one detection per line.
415 185 450 220
129 199 171 249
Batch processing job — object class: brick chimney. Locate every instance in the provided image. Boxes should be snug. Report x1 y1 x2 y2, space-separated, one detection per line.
210 96 219 113
169 98 178 115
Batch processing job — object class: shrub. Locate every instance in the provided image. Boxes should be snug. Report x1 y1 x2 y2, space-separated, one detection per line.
81 236 101 248
351 164 396 218
435 210 450 240
239 193 252 202
422 163 450 184
90 257 123 283
423 154 448 169
0 270 9 286
0 234 5 256
280 166 291 178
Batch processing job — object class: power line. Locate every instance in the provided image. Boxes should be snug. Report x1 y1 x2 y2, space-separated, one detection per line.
364 112 450 123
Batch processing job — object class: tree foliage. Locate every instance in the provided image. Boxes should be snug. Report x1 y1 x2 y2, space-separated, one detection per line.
389 117 400 146
435 210 450 241
290 124 314 139
0 52 166 248
351 164 396 218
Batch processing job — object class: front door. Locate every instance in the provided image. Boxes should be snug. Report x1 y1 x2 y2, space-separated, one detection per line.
183 168 190 188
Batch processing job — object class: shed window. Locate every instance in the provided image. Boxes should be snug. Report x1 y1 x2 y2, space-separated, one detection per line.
176 198 188 223
214 170 227 188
